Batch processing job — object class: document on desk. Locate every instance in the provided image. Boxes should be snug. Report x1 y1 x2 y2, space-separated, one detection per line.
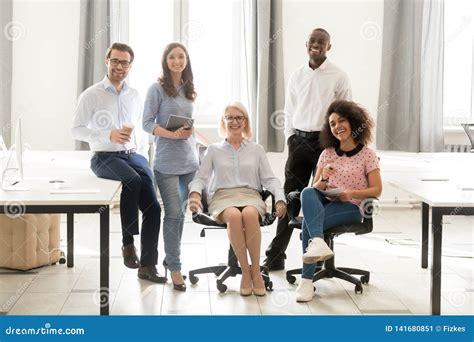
50 188 100 194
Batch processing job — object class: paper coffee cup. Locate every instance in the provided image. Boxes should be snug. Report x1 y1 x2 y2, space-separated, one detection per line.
122 122 135 135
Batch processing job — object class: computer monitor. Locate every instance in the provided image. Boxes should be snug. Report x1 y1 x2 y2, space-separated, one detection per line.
0 135 7 158
461 123 474 152
1 118 29 191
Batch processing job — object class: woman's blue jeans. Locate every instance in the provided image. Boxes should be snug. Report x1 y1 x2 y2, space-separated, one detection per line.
300 187 362 279
154 170 195 272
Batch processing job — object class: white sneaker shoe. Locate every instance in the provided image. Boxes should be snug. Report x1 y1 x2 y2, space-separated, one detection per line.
295 278 315 302
302 237 334 264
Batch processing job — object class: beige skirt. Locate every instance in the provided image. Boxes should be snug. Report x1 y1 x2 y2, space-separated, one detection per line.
209 187 267 224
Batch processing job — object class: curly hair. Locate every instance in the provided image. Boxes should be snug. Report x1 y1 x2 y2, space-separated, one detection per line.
159 42 196 101
319 100 375 149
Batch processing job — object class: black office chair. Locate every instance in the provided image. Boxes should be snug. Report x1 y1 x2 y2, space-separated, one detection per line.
189 189 276 293
285 191 379 294
461 123 474 152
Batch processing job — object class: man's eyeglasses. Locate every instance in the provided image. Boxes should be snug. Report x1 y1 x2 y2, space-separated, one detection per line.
224 115 245 123
108 58 131 68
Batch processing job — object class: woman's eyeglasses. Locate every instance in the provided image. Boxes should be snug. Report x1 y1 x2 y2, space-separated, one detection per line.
224 115 245 123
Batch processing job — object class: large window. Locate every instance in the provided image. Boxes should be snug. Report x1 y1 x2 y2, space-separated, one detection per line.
129 0 174 99
444 0 474 128
187 0 244 125
129 0 245 126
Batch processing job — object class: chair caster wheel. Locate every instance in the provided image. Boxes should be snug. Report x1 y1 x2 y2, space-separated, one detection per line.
189 274 199 284
217 283 227 293
360 275 369 284
355 284 363 294
286 275 296 284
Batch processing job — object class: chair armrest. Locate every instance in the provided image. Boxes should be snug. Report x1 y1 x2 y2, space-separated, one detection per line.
260 190 277 226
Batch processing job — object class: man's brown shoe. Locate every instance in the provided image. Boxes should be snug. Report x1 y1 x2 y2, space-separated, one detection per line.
138 265 168 284
122 245 139 269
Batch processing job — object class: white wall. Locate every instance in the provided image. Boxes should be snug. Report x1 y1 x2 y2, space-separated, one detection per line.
11 0 79 151
282 0 384 116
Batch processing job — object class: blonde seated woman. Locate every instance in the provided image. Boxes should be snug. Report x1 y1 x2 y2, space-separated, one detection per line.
188 102 287 296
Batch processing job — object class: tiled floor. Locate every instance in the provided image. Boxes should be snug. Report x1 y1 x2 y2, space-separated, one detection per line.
1 207 472 315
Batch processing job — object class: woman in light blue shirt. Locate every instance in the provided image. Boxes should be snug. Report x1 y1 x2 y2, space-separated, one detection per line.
143 42 199 292
188 102 287 296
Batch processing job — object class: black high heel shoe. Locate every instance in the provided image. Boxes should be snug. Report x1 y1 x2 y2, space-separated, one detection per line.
163 260 187 292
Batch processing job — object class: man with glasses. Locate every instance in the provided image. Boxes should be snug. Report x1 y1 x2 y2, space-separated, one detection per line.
264 28 352 271
72 42 166 283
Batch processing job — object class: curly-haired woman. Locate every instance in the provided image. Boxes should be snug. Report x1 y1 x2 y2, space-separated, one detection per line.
295 100 382 302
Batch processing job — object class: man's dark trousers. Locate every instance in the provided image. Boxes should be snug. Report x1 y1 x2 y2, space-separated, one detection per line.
91 152 161 266
265 132 323 265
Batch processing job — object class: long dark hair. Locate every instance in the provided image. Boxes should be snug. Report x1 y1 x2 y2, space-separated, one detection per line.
320 100 375 149
158 42 196 101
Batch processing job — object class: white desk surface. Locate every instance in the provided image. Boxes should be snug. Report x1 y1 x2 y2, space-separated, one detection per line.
0 151 121 206
379 151 474 207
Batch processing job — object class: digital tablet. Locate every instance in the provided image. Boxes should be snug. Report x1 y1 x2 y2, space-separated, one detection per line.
165 115 194 131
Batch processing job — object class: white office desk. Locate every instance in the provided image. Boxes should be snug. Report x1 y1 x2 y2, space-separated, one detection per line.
382 152 474 315
0 151 121 315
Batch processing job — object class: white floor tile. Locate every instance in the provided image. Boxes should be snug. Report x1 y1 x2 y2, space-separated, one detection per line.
24 274 79 293
9 293 69 315
60 292 117 315
210 292 261 315
258 290 312 315
0 274 36 293
161 290 211 315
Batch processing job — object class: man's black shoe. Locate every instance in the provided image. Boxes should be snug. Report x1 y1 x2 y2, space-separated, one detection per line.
138 265 168 284
122 244 139 269
263 257 285 271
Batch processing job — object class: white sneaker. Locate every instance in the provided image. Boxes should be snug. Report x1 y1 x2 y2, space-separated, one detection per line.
302 237 334 264
295 278 315 302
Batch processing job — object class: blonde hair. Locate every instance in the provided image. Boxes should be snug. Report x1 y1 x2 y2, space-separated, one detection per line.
218 101 252 139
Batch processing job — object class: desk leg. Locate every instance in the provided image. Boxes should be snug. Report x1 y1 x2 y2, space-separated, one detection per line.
421 202 429 268
67 213 74 268
100 206 110 316
431 209 442 315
